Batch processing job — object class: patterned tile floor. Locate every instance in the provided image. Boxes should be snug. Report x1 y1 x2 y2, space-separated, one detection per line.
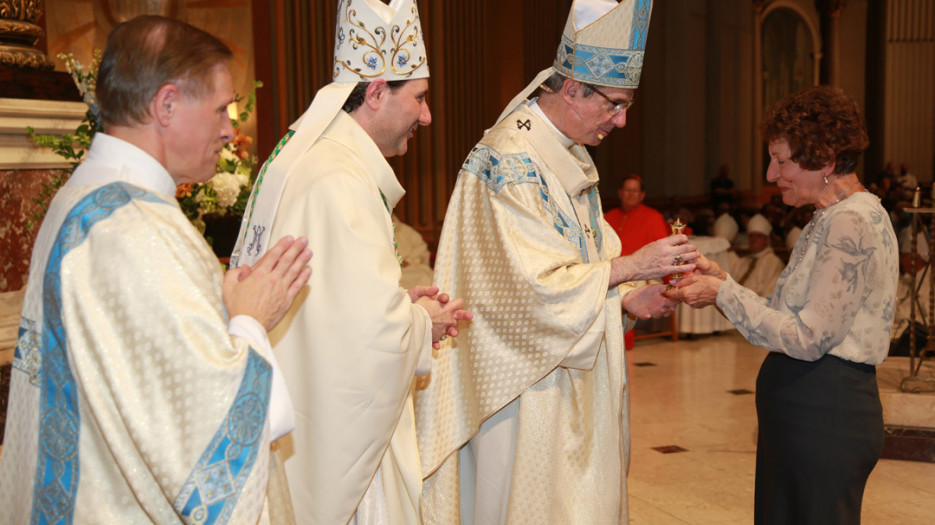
627 331 935 524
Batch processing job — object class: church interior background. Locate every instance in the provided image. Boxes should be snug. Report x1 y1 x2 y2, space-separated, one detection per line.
1 1 934 522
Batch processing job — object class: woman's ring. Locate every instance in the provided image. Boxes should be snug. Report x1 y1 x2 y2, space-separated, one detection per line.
673 254 683 265
440 335 447 341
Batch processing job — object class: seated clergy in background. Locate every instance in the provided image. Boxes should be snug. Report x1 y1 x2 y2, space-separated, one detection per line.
728 213 785 297
605 173 669 348
0 15 313 523
393 214 436 289
711 202 739 244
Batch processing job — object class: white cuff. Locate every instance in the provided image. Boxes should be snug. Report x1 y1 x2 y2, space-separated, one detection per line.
228 315 296 440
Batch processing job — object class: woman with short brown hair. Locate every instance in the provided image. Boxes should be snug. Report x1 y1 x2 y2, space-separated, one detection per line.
670 86 898 524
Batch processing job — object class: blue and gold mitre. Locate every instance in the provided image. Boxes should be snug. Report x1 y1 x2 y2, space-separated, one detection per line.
333 0 430 82
553 0 653 88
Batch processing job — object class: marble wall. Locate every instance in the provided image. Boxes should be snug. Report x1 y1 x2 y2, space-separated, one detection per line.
0 169 61 292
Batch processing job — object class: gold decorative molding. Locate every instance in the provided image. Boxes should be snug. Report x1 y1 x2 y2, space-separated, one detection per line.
0 0 53 70
0 0 43 21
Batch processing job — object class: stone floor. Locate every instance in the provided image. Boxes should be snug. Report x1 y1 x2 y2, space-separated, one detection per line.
2 330 934 523
627 331 935 524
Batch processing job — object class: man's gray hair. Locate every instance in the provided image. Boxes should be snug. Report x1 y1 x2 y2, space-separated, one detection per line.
540 71 596 97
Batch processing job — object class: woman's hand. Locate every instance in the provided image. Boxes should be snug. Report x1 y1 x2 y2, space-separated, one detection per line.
665 272 724 308
693 254 728 279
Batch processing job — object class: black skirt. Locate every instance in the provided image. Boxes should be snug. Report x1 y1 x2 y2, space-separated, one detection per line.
754 352 883 525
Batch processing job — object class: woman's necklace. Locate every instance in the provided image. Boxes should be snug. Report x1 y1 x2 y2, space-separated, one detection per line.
793 209 824 269
831 181 863 204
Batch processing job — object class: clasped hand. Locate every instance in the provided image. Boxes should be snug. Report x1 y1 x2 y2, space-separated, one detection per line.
621 283 679 319
620 234 701 282
662 254 726 308
617 237 717 318
410 285 473 349
223 236 313 332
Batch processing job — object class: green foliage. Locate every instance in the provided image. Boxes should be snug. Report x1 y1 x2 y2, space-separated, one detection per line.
25 106 103 231
176 80 263 229
24 49 262 237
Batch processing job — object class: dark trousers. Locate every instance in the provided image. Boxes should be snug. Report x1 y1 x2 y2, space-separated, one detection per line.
754 352 883 525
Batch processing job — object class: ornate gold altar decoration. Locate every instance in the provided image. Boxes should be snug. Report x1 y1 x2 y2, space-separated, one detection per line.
0 0 54 70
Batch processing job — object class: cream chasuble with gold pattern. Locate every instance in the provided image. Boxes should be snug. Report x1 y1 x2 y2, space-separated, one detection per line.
0 134 282 524
415 103 636 524
263 111 432 525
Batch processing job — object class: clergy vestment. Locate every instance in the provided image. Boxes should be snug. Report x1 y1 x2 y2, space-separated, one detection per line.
263 111 432 524
0 133 288 524
415 103 637 524
605 204 668 257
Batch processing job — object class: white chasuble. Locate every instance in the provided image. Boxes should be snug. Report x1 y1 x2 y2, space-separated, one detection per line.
0 134 280 524
415 104 636 524
263 112 432 524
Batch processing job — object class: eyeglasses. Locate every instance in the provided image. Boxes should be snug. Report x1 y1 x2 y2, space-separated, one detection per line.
591 87 634 116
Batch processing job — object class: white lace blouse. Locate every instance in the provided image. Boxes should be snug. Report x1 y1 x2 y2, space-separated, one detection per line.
716 192 899 365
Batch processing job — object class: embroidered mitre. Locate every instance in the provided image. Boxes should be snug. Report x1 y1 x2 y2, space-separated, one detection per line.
553 0 652 88
231 0 431 268
492 0 653 125
333 0 430 82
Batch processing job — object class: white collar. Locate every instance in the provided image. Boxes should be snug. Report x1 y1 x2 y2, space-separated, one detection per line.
528 99 575 149
69 133 177 197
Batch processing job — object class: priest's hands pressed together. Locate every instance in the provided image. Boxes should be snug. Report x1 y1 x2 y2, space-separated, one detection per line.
223 235 313 331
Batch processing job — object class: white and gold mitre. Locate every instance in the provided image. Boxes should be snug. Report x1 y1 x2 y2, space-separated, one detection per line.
553 0 653 88
333 0 430 82
231 0 430 268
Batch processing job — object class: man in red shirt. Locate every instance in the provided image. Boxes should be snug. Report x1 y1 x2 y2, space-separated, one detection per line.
605 174 670 348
